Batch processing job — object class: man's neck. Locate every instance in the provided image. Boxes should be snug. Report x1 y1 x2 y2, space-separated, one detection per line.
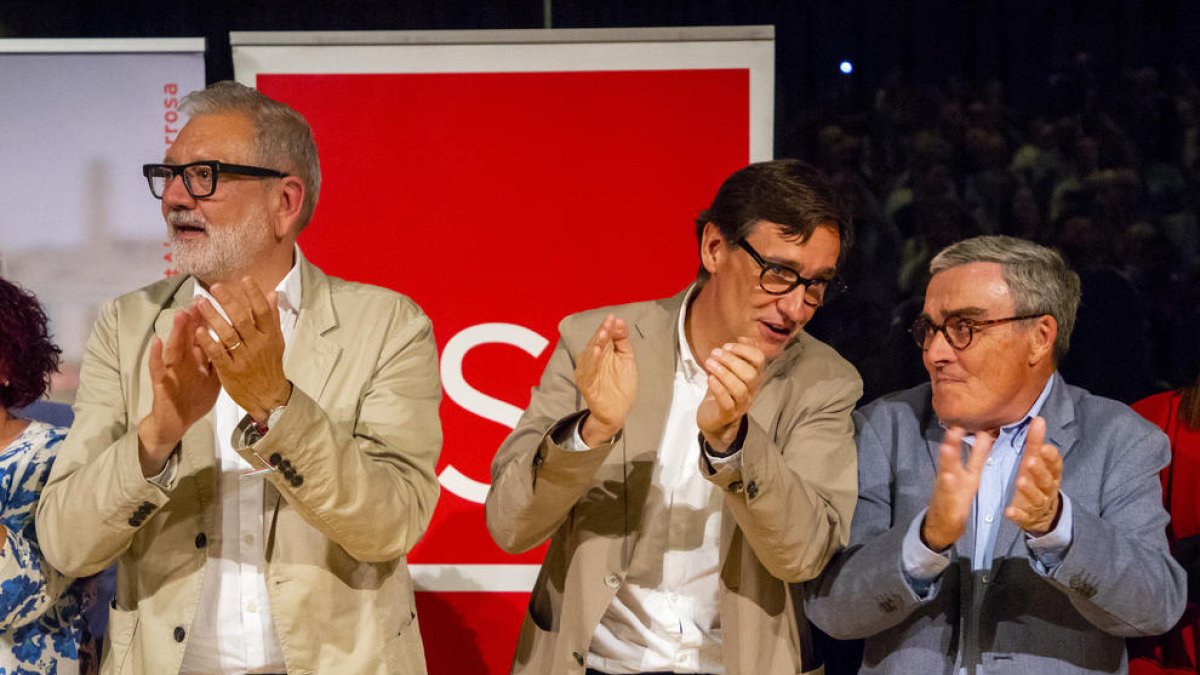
684 282 728 369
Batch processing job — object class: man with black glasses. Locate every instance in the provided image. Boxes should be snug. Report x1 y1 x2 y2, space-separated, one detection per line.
806 235 1185 674
487 160 861 674
37 81 442 674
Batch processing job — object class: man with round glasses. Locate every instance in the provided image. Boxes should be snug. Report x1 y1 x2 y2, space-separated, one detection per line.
807 235 1184 674
487 160 861 674
37 81 442 674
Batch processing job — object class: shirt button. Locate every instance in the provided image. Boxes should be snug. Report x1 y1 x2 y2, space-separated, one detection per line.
984 514 994 523
982 573 990 584
572 651 584 666
728 480 744 493
243 534 255 546
668 592 679 602
173 626 186 642
676 653 688 664
194 533 207 549
604 573 620 589
246 602 258 613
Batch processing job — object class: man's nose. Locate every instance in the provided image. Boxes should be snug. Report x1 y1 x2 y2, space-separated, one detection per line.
161 173 196 208
924 326 956 363
777 287 816 323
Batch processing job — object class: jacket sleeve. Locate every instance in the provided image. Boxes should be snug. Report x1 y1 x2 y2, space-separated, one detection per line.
236 296 443 563
701 349 863 582
1034 423 1186 637
805 407 946 639
485 315 617 554
36 299 175 578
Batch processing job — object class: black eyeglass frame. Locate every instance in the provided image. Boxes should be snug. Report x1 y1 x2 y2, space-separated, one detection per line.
736 239 846 307
142 160 288 200
909 313 1047 351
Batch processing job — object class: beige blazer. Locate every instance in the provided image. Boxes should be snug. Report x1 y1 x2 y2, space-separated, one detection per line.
36 254 443 675
486 289 861 675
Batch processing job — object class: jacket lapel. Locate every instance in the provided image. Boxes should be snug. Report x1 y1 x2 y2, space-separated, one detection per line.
283 253 340 403
142 276 216 508
921 413 978 561
143 276 194 420
615 290 687 563
622 290 687 462
992 373 1078 560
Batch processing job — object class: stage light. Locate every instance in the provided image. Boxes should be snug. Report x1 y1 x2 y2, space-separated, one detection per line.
840 61 854 75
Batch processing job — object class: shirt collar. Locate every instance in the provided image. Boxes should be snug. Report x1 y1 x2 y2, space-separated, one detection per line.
192 245 303 318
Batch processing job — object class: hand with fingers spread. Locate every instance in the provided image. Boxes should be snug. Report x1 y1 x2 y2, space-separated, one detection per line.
575 315 637 447
1006 416 1063 535
137 310 221 476
193 277 292 423
697 336 767 452
921 427 994 552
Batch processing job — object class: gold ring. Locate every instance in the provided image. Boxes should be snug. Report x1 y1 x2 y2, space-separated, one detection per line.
227 341 243 352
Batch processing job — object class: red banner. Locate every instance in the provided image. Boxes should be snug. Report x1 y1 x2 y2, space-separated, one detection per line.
258 66 751 673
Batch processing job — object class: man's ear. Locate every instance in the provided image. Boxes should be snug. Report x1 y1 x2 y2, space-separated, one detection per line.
1028 314 1058 366
273 176 305 239
700 222 727 275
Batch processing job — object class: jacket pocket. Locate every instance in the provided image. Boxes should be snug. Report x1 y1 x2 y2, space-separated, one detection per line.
103 605 139 674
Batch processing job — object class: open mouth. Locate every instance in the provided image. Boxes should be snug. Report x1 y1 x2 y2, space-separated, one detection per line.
760 320 794 340
168 212 208 237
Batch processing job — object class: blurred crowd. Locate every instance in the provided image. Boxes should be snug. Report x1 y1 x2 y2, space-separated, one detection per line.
800 57 1200 406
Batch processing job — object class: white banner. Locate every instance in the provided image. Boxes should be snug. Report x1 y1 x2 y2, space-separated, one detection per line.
0 39 205 400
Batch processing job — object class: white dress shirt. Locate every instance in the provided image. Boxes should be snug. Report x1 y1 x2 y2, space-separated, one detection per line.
567 288 734 674
175 258 302 674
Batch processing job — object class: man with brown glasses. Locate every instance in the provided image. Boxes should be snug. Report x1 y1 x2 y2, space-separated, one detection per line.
808 235 1185 674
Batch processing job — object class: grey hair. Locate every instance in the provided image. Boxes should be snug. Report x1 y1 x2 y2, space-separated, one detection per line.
181 81 321 230
930 235 1081 362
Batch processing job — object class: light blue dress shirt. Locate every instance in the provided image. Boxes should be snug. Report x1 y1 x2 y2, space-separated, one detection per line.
897 377 1074 673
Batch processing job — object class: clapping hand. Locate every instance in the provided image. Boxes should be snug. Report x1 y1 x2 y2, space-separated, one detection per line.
575 315 637 447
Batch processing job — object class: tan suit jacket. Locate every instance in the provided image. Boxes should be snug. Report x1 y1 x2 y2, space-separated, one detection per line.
486 289 861 674
36 254 442 674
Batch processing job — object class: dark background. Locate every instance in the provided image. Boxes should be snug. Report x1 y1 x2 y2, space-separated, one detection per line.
3 0 1197 149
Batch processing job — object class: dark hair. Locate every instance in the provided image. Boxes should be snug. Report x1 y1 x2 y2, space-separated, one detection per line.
694 159 853 283
1183 376 1200 430
0 277 61 410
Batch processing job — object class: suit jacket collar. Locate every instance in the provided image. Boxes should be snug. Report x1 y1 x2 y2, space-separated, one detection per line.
623 288 688 464
285 250 340 404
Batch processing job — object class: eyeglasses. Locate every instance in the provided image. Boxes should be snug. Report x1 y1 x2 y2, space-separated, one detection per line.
737 239 846 307
910 313 1046 350
142 161 288 200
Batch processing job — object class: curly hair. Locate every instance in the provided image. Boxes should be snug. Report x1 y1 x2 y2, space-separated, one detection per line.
0 277 61 410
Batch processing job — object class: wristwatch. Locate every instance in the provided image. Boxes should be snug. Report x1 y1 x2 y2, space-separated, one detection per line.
255 405 287 436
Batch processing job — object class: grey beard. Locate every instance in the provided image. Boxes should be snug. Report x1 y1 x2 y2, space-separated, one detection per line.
167 210 272 282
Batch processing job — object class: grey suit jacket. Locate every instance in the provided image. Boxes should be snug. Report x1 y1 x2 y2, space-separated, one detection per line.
806 373 1186 674
486 288 862 674
36 254 443 674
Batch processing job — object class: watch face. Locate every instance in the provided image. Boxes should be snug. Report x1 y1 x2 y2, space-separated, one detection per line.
267 406 286 430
